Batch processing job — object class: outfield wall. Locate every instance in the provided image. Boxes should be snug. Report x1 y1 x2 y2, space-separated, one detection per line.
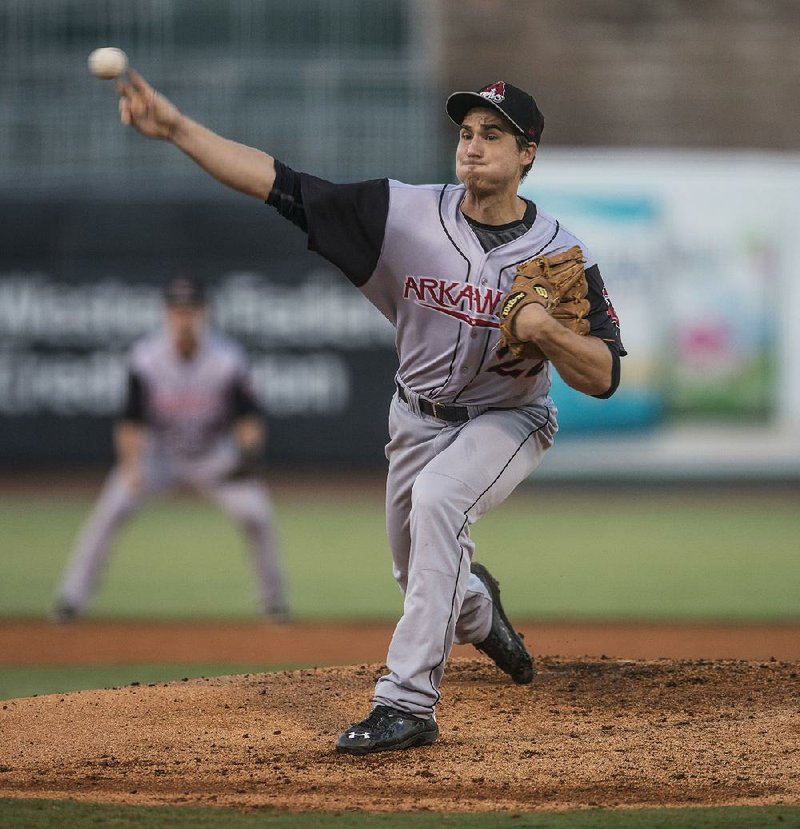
0 187 397 468
1 151 799 475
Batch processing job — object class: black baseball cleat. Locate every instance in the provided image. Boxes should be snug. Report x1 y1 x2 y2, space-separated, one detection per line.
335 705 439 755
471 562 534 684
265 606 292 624
52 603 79 624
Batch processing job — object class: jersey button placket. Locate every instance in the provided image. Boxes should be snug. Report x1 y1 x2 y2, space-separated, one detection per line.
448 257 488 391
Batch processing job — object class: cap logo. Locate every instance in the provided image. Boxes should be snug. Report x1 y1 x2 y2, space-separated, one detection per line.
480 81 506 104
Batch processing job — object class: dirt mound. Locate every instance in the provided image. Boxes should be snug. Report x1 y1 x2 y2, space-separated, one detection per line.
1 657 798 812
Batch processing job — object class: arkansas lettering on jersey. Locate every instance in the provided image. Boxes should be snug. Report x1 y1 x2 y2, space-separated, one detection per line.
403 276 502 328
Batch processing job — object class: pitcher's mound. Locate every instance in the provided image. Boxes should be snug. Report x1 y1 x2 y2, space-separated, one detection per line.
0 657 797 812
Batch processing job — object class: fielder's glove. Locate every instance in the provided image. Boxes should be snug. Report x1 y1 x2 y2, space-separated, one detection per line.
226 445 263 481
498 245 590 360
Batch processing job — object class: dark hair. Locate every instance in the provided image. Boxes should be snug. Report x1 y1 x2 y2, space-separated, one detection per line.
515 134 535 181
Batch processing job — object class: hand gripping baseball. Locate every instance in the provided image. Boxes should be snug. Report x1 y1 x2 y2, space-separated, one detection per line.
498 245 590 360
117 69 181 140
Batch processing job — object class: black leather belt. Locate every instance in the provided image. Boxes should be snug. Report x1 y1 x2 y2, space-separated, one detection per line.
396 383 470 424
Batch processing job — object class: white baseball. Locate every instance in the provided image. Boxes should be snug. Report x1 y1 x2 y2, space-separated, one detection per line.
88 47 128 80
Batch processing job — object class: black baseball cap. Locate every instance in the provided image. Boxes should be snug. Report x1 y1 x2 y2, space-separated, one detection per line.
163 275 206 306
446 81 544 144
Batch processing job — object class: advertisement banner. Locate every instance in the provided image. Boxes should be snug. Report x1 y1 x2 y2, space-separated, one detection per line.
3 151 799 469
522 150 799 434
0 193 397 468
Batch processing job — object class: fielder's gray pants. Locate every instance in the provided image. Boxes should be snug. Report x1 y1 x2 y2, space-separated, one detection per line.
57 442 287 615
372 391 557 718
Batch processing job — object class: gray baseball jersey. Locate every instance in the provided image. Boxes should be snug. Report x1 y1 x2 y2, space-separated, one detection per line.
56 328 287 619
268 162 624 715
125 330 259 459
268 164 624 396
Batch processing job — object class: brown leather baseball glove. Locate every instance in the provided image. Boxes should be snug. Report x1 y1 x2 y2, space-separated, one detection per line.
497 245 590 360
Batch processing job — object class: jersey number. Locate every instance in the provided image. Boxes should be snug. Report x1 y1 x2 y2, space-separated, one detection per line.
487 346 545 379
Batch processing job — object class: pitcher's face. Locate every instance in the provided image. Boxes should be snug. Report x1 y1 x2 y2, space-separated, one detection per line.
456 107 535 195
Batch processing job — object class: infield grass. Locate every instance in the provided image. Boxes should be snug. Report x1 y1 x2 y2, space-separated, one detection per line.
0 485 797 622
1 800 798 828
1 487 798 827
0 663 299 701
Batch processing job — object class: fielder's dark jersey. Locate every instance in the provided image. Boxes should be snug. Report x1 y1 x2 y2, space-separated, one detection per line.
122 331 260 456
267 161 625 403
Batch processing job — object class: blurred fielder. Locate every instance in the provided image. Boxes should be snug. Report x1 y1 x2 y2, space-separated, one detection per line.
54 275 289 622
111 69 624 754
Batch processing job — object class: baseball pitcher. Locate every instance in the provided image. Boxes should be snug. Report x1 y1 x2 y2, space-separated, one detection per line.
54 275 289 622
113 72 624 754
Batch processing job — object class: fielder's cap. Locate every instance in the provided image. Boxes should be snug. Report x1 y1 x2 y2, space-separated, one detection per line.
163 275 206 306
446 81 544 144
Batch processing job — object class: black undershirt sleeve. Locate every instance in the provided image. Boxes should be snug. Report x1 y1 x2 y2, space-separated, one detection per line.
266 160 389 287
593 350 621 400
584 264 625 399
121 370 146 422
230 373 262 418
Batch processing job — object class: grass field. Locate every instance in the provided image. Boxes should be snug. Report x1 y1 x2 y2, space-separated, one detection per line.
2 484 799 827
1 800 799 828
2 483 799 700
0 663 288 701
1 485 799 623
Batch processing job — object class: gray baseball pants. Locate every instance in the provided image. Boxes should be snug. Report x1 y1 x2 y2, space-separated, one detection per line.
56 441 287 615
372 388 557 718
